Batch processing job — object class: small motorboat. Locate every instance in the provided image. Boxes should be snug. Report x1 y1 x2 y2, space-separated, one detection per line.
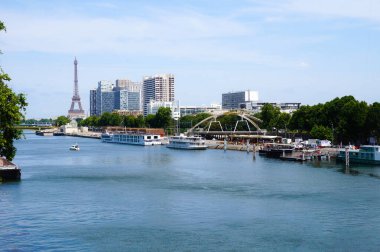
69 144 80 151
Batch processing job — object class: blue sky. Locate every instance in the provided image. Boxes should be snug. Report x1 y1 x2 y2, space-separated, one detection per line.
0 0 379 118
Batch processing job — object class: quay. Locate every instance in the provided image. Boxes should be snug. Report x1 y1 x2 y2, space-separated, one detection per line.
38 130 343 162
279 148 338 162
35 130 54 136
207 140 259 152
62 132 101 139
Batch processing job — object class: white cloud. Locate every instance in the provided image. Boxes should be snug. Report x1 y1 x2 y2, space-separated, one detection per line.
1 10 249 53
285 0 380 23
0 8 309 69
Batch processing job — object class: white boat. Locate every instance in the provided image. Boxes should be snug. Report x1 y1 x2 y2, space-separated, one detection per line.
337 145 380 165
69 144 80 151
101 132 162 146
167 134 208 150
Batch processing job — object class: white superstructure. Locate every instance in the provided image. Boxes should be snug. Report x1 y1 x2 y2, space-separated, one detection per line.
167 134 208 150
101 132 162 146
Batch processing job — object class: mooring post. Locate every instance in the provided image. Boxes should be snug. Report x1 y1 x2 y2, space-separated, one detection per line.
246 139 250 153
345 147 350 173
253 144 256 160
224 138 227 152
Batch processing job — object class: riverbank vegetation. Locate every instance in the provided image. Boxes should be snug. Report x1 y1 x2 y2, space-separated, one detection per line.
78 107 173 130
255 96 380 145
24 96 378 145
0 21 28 160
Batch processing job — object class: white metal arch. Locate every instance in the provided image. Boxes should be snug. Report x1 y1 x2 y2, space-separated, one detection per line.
185 111 262 134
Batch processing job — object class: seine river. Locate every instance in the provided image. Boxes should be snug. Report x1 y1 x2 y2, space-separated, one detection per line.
1 131 380 251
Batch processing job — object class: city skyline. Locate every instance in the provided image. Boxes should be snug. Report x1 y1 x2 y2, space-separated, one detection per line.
1 0 379 118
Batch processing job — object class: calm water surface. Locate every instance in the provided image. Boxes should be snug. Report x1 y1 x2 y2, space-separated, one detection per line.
1 132 380 251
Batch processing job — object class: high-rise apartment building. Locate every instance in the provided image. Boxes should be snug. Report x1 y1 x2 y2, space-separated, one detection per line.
115 79 141 92
143 74 174 116
91 79 142 116
222 90 259 109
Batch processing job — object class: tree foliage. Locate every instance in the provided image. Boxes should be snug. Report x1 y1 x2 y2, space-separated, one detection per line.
255 104 290 131
154 107 172 129
0 21 28 160
289 96 378 144
55 116 70 126
79 108 174 129
180 113 212 129
310 125 333 141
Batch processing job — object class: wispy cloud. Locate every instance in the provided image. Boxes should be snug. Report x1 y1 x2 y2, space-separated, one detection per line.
0 8 309 69
242 0 380 26
285 0 380 23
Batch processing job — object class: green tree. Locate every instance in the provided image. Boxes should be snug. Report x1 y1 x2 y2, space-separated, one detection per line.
310 125 333 140
218 113 240 131
366 102 380 142
276 113 291 131
180 112 211 129
79 115 99 127
122 115 136 127
0 21 28 160
258 104 281 130
135 115 145 128
55 116 70 126
145 114 156 128
155 107 172 129
109 113 122 126
98 112 112 126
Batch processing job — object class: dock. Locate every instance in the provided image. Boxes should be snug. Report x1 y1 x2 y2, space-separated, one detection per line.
35 130 54 136
279 149 337 162
63 132 101 139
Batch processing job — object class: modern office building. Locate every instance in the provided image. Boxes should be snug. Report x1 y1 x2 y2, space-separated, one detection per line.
180 104 222 116
101 91 116 114
146 100 180 119
115 90 141 111
242 102 301 113
222 90 259 109
89 89 97 116
95 80 114 115
143 74 175 116
91 79 142 116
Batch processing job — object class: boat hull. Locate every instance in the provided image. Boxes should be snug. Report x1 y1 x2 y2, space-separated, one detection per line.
167 145 208 150
102 140 161 146
336 156 380 165
0 168 21 181
259 149 293 158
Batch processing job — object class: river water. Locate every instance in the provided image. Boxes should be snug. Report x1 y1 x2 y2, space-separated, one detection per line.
1 131 380 251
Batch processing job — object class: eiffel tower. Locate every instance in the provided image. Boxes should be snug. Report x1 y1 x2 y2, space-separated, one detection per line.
68 57 85 119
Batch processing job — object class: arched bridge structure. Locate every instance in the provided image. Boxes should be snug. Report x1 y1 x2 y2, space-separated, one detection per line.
185 110 263 136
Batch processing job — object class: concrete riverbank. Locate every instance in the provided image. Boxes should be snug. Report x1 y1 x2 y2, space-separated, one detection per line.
63 132 101 139
57 132 341 158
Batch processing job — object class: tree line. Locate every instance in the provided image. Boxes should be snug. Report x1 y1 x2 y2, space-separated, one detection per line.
78 107 173 129
72 95 380 144
255 96 380 145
